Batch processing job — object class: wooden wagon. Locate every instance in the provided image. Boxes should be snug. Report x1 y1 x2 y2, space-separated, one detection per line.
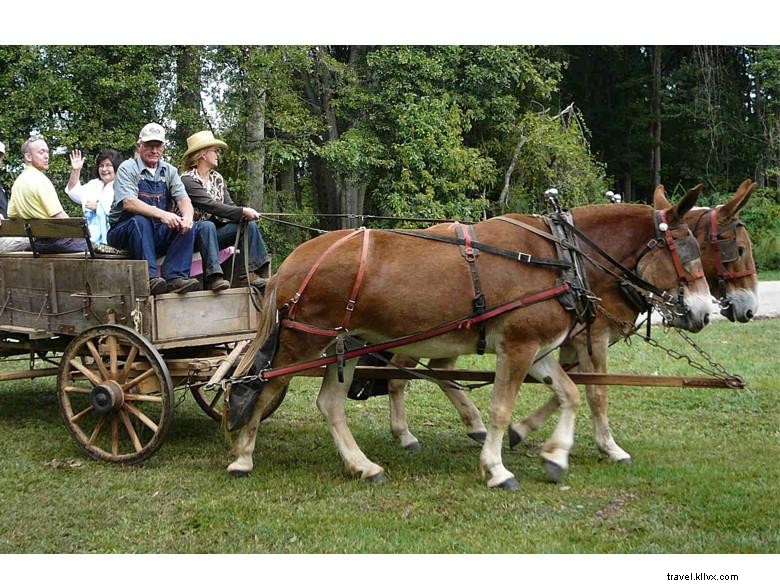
0 217 266 463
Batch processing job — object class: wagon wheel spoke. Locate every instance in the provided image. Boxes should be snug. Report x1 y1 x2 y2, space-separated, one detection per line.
57 325 174 465
70 404 94 424
68 357 103 386
123 368 158 393
209 387 225 411
124 402 159 433
85 340 110 381
108 333 119 378
123 394 163 403
87 415 107 446
119 346 139 384
118 408 143 453
111 414 120 456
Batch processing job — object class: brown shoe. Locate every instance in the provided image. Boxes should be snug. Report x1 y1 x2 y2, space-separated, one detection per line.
238 272 268 288
149 277 167 295
207 274 230 292
167 277 201 294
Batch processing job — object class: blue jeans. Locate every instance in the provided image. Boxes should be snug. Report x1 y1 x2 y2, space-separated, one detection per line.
35 237 88 253
196 220 270 279
107 215 198 280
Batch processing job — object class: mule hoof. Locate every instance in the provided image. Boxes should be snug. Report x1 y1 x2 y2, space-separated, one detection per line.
404 441 422 452
508 427 523 449
366 472 387 484
493 476 520 491
229 469 251 478
467 431 486 445
543 460 566 483
617 457 632 465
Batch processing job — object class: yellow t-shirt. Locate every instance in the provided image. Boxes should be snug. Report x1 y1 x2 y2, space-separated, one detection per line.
8 165 64 219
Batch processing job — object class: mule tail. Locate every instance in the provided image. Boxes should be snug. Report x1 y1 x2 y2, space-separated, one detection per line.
222 276 280 435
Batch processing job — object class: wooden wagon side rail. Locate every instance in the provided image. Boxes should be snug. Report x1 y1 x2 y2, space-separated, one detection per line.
295 366 745 389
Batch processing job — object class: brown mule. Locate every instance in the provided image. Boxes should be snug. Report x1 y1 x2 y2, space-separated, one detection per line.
227 190 712 489
386 180 758 466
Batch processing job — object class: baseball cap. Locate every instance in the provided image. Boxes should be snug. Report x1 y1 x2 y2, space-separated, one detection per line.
0 141 5 154
138 123 166 143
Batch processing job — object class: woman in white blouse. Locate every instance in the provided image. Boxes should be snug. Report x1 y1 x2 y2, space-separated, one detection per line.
66 148 123 243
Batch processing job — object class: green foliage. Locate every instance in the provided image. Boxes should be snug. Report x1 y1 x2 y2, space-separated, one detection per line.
504 108 609 214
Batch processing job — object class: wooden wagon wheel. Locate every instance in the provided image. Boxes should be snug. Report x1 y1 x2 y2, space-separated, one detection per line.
57 324 174 464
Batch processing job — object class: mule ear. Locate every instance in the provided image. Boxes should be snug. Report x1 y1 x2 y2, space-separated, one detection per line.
666 183 703 224
653 184 672 210
717 178 756 223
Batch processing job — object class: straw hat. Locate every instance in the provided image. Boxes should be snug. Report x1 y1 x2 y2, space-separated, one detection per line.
183 131 228 158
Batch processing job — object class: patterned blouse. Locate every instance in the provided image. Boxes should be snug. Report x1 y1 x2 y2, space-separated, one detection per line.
182 168 227 221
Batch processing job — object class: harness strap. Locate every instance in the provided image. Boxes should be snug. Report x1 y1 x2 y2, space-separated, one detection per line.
342 228 371 331
390 229 572 269
456 224 487 354
262 283 571 381
287 228 365 321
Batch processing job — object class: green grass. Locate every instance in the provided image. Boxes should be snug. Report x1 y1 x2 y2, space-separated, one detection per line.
758 269 780 281
0 319 778 553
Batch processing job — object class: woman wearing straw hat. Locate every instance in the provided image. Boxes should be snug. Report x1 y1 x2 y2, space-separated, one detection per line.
181 130 270 291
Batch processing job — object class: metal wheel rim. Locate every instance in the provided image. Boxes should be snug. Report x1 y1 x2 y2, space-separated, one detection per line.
57 325 174 464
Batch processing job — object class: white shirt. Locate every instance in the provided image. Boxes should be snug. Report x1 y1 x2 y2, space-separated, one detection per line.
65 178 115 213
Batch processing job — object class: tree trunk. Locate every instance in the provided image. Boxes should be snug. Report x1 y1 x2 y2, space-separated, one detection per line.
498 134 528 211
651 46 662 187
245 89 266 211
174 46 202 146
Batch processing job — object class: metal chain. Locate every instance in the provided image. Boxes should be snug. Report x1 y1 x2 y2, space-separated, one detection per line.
596 302 744 387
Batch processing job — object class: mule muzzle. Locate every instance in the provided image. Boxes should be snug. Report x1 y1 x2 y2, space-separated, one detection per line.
719 291 757 323
664 300 711 333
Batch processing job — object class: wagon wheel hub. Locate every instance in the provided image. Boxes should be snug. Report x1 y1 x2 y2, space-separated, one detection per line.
90 380 124 414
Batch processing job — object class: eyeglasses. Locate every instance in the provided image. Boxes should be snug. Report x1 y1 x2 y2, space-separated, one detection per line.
209 148 223 155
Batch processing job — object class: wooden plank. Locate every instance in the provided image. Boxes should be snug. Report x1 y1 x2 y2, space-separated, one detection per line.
0 367 60 381
151 288 259 344
0 218 89 239
294 366 743 389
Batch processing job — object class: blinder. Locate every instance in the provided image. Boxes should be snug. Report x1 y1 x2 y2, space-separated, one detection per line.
716 236 741 263
674 233 702 264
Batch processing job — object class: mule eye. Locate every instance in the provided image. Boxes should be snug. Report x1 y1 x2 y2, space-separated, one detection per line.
738 246 745 258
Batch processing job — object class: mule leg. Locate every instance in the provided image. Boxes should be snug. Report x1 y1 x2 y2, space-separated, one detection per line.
388 356 486 449
480 343 539 490
317 360 386 482
528 354 581 483
507 343 577 447
388 356 422 450
570 336 632 463
227 377 291 477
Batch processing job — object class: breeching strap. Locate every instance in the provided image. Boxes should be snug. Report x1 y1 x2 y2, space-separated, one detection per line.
262 282 571 381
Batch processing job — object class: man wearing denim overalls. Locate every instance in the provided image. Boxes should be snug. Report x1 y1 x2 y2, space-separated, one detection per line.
107 123 200 295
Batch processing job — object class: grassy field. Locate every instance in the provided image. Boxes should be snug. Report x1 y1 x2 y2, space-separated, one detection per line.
0 318 778 555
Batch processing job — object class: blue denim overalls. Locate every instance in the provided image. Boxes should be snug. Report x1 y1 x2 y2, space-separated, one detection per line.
107 168 198 280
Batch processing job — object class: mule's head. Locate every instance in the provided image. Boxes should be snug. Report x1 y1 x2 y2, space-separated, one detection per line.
657 179 759 323
639 184 714 332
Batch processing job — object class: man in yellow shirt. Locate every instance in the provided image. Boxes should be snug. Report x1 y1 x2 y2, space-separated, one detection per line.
8 136 86 253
